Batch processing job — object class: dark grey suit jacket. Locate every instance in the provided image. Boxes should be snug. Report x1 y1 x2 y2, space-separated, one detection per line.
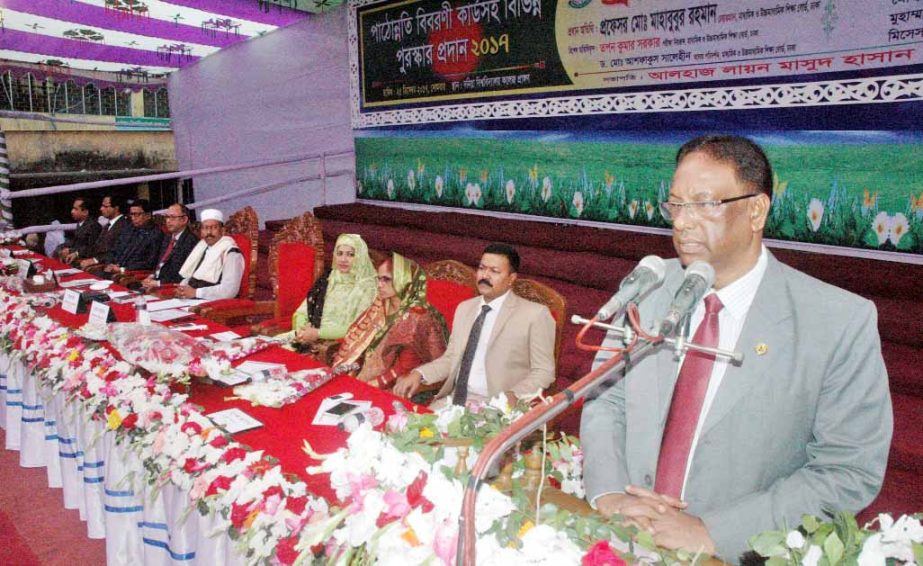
91 215 127 265
66 219 102 259
580 252 892 561
154 229 199 284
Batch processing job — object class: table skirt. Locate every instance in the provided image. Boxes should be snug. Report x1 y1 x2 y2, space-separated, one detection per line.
0 353 246 565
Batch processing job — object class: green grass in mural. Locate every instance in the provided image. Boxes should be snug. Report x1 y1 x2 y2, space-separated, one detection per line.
356 137 923 254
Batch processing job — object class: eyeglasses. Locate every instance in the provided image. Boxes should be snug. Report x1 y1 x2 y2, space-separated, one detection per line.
128 212 147 217
659 193 760 222
163 214 186 219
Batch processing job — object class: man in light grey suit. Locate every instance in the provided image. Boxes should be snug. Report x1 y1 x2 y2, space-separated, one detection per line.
581 135 892 562
393 243 556 405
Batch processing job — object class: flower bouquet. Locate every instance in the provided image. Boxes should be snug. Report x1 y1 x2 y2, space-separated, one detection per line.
748 512 923 565
108 322 210 378
230 362 358 408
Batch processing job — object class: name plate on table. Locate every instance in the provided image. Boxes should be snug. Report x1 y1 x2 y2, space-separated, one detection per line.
207 408 263 434
88 301 115 325
62 289 81 314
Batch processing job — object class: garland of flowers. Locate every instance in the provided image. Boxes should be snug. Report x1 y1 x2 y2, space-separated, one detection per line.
0 285 334 565
3 280 919 566
748 512 923 565
299 398 675 565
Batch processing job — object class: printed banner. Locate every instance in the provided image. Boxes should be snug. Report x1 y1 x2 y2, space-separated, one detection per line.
355 130 923 255
355 0 923 109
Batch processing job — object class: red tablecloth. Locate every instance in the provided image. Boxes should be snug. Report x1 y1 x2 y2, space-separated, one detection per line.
13 248 420 504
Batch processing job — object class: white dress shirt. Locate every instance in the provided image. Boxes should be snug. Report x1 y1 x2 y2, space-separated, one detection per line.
465 289 511 398
180 246 245 300
677 246 769 498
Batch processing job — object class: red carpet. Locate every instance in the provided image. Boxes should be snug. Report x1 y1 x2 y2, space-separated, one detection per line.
0 429 107 565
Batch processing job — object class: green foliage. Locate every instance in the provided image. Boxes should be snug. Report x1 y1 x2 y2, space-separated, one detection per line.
356 137 923 255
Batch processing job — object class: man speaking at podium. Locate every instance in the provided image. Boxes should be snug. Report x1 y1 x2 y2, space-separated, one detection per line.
580 135 892 561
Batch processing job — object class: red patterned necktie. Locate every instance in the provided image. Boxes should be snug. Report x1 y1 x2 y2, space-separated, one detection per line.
159 236 176 265
654 293 723 499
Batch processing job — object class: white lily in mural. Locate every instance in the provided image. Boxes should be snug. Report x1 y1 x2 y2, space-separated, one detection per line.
386 179 395 199
644 201 655 220
872 211 890 245
889 212 909 246
466 183 481 206
807 198 824 232
572 192 584 217
407 169 416 191
628 199 639 219
505 180 515 204
541 177 553 202
434 175 444 198
357 180 363 195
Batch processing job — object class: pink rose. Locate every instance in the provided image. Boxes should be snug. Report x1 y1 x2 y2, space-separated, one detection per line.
581 541 626 566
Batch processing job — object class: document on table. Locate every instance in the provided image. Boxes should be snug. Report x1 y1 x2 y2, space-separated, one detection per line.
53 268 82 277
207 408 262 434
59 278 98 288
236 361 286 380
145 299 192 312
210 369 250 387
210 331 241 341
148 309 192 323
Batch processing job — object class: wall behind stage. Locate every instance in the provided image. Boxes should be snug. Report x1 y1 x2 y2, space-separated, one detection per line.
349 0 923 258
170 10 355 226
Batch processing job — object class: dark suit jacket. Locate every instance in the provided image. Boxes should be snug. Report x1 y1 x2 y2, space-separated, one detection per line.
91 215 127 265
155 229 199 284
112 221 161 270
67 219 102 259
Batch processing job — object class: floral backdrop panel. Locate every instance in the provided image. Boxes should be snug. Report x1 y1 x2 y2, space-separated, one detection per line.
355 129 923 255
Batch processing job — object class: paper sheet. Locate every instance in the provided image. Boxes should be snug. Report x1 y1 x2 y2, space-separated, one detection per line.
148 309 193 322
59 278 98 288
207 408 262 434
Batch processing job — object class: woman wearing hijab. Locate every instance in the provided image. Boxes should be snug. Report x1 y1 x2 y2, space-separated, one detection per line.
290 233 377 348
333 253 448 389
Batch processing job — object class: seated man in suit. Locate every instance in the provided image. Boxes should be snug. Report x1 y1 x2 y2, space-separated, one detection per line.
174 208 244 300
78 194 128 269
580 134 892 562
57 196 101 263
139 203 199 291
393 243 556 406
101 199 161 276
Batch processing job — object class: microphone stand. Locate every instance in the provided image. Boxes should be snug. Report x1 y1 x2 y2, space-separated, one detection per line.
455 314 743 565
455 317 657 566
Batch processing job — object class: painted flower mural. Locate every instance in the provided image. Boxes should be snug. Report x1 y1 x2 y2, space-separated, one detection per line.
572 192 584 217
872 211 890 245
808 198 824 232
434 175 444 198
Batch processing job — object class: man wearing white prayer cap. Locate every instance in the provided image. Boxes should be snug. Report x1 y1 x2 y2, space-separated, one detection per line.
175 208 245 300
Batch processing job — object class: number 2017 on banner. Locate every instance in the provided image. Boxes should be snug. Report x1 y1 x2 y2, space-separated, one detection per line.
471 34 510 57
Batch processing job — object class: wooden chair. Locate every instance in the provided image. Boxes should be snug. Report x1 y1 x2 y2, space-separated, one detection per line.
512 278 566 363
224 206 259 301
197 212 325 330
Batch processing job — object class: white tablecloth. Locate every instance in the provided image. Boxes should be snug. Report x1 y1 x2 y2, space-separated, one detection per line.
0 352 246 565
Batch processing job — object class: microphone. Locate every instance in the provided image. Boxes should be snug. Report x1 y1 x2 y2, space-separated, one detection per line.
659 261 716 337
596 255 666 320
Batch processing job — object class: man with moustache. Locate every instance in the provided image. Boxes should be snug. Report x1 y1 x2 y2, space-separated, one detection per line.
57 196 101 263
580 135 891 562
175 208 244 300
139 203 198 290
393 243 556 406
